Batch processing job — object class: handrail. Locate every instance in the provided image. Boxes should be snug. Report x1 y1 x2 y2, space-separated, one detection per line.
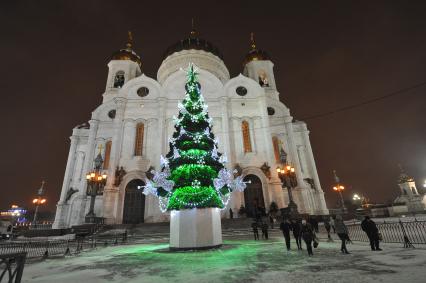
0 252 26 283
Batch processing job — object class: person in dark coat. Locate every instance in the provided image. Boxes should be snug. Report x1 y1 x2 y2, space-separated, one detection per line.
229 208 234 219
334 215 350 254
269 215 274 229
251 222 259 240
330 217 336 233
291 219 303 250
361 216 382 251
301 219 315 256
261 222 269 239
280 218 292 251
324 219 332 241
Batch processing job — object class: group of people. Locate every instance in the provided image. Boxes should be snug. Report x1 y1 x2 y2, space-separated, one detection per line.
278 218 318 256
251 221 270 240
269 215 382 256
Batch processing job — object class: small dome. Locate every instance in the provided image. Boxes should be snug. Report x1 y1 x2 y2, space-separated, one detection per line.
110 32 142 68
243 33 271 65
163 29 223 60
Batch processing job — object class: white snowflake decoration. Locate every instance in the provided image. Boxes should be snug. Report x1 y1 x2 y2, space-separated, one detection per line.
219 153 228 164
160 155 169 168
173 147 180 158
142 179 158 196
211 146 218 159
213 168 233 190
230 175 247 192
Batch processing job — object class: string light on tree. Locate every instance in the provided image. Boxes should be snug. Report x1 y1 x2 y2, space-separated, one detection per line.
142 64 247 211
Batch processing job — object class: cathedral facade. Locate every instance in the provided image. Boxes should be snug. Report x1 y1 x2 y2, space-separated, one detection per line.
53 31 328 228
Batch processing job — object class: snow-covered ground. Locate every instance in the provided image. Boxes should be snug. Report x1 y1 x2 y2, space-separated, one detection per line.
22 236 426 283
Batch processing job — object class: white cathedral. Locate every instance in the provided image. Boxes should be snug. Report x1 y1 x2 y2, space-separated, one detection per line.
53 30 328 228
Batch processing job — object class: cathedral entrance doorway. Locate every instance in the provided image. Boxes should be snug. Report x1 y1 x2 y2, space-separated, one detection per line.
123 179 146 224
243 175 265 218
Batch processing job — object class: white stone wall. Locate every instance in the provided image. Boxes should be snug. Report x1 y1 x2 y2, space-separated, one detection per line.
53 50 328 228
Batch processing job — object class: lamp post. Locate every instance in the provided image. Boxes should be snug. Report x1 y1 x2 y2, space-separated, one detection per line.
353 193 361 202
85 150 107 223
276 146 299 218
333 170 347 213
32 181 47 227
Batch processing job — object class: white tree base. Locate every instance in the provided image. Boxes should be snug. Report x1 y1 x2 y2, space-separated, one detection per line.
169 207 222 250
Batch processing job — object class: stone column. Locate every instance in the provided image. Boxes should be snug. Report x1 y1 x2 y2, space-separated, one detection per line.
59 135 78 203
73 119 99 224
121 119 136 160
302 128 322 192
284 118 304 186
53 135 79 228
158 98 167 156
258 97 277 173
103 98 126 224
220 97 233 165
302 127 328 214
232 118 242 157
78 120 99 196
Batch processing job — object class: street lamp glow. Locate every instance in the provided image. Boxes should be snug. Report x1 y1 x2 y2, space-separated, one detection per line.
353 194 361 201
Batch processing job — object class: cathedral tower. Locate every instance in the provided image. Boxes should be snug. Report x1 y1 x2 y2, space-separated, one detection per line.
243 33 278 100
104 32 142 101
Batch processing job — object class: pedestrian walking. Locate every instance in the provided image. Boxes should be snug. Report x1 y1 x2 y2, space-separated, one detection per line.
291 219 303 250
280 218 292 251
301 219 315 256
309 217 319 233
251 222 259 240
330 217 336 233
261 222 269 239
229 208 233 219
324 219 332 241
361 216 382 251
269 214 274 229
334 215 350 254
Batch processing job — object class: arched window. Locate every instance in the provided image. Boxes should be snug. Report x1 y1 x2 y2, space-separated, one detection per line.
258 70 269 87
272 136 280 162
113 71 125 88
134 123 144 156
242 120 252 153
103 141 112 169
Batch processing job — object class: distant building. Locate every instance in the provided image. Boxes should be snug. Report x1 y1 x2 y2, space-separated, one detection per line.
389 168 426 215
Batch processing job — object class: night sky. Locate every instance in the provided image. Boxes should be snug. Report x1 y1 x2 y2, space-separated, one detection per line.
1 1 426 212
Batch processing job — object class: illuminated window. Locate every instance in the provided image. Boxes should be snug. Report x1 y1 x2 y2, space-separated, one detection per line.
242 120 252 153
113 71 125 88
134 123 144 156
103 141 112 169
258 70 269 87
272 136 280 162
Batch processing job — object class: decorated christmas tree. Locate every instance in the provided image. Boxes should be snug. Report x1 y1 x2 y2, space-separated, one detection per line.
143 64 246 212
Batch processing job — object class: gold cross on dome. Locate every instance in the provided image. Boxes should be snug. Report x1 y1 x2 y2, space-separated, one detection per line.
250 32 256 50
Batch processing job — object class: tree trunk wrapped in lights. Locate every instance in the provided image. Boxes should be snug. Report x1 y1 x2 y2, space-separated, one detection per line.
143 64 246 212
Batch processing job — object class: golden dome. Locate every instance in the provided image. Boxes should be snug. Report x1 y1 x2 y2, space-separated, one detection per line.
111 31 142 68
243 32 271 65
163 20 223 60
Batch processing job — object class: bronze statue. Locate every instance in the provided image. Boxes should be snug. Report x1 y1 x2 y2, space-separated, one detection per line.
260 162 271 179
114 166 126 186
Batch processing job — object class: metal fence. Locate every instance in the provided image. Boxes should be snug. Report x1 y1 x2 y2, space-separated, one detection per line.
344 220 426 247
0 252 26 283
0 232 128 260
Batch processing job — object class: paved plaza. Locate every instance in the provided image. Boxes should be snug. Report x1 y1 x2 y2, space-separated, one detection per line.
22 235 426 283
